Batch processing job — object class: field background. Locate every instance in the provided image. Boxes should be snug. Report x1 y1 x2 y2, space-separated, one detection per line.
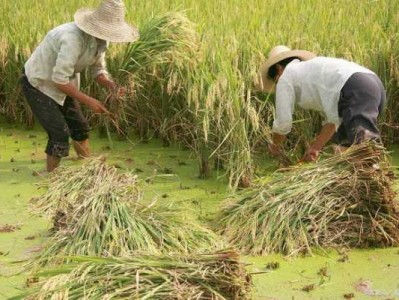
1 0 399 187
1 0 399 299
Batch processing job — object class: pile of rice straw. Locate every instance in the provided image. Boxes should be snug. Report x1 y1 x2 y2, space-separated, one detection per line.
217 143 399 256
14 251 251 300
29 157 223 268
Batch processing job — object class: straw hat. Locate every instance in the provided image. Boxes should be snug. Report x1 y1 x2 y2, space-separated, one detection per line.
258 45 316 92
74 0 139 43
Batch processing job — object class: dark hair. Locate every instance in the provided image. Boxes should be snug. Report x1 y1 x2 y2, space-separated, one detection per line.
268 57 300 80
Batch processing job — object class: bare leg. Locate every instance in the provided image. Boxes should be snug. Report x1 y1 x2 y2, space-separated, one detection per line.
72 139 90 158
47 154 61 172
32 153 62 176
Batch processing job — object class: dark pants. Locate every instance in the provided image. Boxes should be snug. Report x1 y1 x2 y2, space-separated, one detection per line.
20 74 89 157
333 72 386 146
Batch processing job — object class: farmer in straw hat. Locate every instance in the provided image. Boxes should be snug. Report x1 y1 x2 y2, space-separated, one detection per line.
259 45 386 162
21 0 139 173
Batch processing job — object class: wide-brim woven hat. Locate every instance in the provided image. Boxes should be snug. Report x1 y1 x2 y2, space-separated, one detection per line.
258 45 316 93
74 0 139 43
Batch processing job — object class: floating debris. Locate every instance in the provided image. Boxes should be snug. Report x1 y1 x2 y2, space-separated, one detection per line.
0 224 21 233
125 158 134 164
302 284 315 292
265 262 280 270
163 167 173 174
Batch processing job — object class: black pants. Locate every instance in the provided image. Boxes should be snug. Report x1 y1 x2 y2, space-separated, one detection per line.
333 72 386 146
20 74 89 157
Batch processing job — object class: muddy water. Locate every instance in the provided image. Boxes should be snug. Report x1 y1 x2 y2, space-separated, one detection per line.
0 125 398 299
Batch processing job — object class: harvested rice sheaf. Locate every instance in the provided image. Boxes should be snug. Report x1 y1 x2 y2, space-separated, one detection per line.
217 143 399 256
29 157 223 268
31 157 138 230
15 252 251 300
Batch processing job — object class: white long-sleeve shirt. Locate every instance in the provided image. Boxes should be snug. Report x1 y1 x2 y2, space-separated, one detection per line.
272 57 374 135
25 22 109 106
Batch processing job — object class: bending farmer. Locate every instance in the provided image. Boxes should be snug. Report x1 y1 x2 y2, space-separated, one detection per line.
259 45 386 162
21 0 139 172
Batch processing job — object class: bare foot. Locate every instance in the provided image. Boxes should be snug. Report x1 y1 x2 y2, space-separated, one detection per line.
64 157 81 161
32 170 49 177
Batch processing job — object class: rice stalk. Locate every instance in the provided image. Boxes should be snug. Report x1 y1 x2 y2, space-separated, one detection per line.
13 251 251 300
29 157 223 269
217 142 399 256
98 12 199 143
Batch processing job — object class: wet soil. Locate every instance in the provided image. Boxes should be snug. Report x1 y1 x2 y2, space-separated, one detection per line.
0 124 399 299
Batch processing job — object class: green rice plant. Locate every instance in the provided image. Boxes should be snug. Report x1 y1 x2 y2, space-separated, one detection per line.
1 0 399 187
97 11 199 143
29 157 223 269
178 39 274 185
14 251 251 300
0 43 33 125
217 143 399 256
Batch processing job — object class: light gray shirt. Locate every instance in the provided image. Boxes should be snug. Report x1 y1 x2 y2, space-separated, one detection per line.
272 57 374 135
24 22 109 106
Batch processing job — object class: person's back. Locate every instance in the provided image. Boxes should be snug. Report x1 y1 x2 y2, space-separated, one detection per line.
26 23 80 77
25 22 104 105
284 56 374 104
260 45 386 161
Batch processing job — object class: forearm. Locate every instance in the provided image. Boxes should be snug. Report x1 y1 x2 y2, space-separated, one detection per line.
311 123 336 150
95 73 116 90
55 82 110 114
54 82 96 106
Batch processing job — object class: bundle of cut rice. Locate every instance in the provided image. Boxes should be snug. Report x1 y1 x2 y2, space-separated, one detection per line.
29 157 223 268
31 157 138 230
14 251 251 300
217 143 399 256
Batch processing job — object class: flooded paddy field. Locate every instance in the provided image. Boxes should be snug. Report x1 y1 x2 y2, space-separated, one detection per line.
0 125 398 300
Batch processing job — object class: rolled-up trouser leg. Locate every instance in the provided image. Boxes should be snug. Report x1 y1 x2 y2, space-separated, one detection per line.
61 96 90 158
61 96 90 142
20 74 70 157
337 72 386 145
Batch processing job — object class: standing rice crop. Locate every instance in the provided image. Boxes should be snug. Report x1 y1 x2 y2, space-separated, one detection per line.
14 251 251 300
29 157 223 269
1 0 399 187
217 143 399 256
182 41 272 186
100 11 199 143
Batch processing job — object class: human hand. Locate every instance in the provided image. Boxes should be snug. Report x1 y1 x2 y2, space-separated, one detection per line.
106 86 126 103
268 143 282 157
115 86 126 97
88 99 111 114
302 147 320 162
